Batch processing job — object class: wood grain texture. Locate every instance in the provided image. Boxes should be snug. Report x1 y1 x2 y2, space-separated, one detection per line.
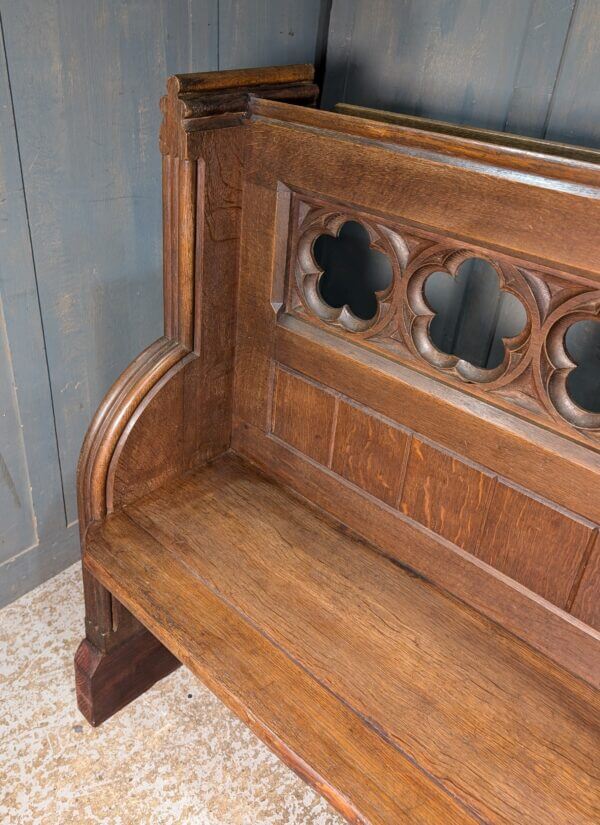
88 453 599 825
570 532 600 630
272 368 336 465
276 319 600 524
234 420 600 689
399 438 494 550
86 498 475 825
330 401 409 506
477 481 596 609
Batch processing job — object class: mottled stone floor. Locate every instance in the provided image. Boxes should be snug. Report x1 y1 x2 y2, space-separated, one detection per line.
0 564 343 824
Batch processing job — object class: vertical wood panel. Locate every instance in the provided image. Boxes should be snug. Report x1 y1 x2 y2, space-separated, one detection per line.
544 0 600 147
331 401 409 506
0 11 79 601
570 532 600 631
399 439 493 551
219 0 324 69
476 482 594 609
272 369 336 465
0 296 37 563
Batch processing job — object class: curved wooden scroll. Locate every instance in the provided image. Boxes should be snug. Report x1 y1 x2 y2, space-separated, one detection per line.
77 65 318 653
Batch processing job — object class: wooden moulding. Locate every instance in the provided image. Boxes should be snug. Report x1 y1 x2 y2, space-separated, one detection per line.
75 64 318 721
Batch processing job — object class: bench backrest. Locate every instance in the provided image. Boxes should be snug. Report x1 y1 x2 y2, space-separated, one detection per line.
230 94 600 688
102 64 599 688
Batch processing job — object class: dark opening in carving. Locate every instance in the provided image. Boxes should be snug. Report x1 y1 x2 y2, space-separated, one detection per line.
313 221 393 321
424 258 526 369
565 319 600 413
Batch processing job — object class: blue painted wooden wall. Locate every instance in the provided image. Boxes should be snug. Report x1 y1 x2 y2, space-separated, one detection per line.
0 0 324 605
0 0 598 606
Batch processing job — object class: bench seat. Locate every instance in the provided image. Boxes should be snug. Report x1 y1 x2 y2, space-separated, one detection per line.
84 453 599 825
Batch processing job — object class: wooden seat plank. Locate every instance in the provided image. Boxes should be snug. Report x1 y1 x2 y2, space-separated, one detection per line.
85 505 475 825
89 454 599 825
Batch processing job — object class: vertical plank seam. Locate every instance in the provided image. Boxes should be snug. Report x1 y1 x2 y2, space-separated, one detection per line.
565 527 598 612
327 395 340 469
541 0 579 139
342 2 358 105
472 474 499 558
216 0 221 71
501 0 536 133
0 10 69 528
393 432 413 511
314 0 334 103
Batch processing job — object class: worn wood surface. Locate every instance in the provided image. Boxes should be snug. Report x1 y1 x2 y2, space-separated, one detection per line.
74 629 179 727
86 453 600 825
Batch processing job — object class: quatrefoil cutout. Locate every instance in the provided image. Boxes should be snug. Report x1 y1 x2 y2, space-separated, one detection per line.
301 219 396 333
406 253 531 384
564 320 600 414
540 297 600 431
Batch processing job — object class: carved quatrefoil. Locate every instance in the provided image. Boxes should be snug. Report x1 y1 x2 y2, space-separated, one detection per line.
401 248 537 386
295 210 407 334
535 291 600 431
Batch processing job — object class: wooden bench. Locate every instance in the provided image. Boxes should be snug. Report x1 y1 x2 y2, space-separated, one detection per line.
74 65 600 824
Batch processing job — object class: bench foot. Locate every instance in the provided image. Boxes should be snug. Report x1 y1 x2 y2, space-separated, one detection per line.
74 629 180 726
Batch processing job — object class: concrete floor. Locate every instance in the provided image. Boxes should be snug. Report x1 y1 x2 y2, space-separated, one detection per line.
0 563 343 824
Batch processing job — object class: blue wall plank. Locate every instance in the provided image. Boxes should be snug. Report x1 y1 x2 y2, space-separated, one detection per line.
219 0 324 69
0 0 218 532
0 11 80 602
544 0 600 147
323 0 590 142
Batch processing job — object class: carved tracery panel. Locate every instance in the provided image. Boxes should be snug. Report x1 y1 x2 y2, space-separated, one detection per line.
287 199 600 448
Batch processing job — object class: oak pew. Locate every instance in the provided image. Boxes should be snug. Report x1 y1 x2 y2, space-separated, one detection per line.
75 64 600 824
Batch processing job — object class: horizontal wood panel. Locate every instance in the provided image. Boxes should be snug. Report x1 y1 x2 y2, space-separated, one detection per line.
248 117 600 281
275 318 600 523
270 362 597 615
